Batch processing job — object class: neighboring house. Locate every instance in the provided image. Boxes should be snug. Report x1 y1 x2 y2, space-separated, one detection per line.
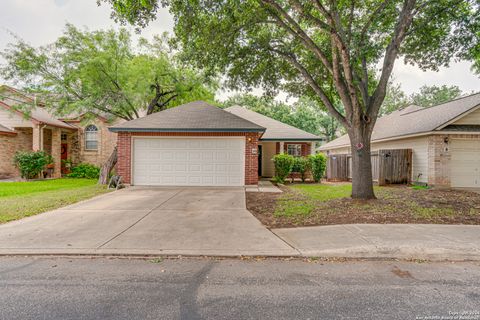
319 93 480 188
110 101 322 186
0 86 120 179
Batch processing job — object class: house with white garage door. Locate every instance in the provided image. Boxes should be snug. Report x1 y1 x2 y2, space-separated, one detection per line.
319 93 480 188
109 101 321 186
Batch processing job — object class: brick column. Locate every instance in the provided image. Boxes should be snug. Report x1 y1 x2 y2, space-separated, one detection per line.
245 132 260 185
51 128 62 178
117 132 132 184
427 135 451 187
32 124 41 151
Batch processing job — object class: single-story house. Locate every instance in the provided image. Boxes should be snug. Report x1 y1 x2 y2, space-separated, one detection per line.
0 86 120 179
109 101 322 186
319 93 480 188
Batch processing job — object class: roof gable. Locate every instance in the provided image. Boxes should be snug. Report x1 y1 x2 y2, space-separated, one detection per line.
224 106 321 141
109 101 265 132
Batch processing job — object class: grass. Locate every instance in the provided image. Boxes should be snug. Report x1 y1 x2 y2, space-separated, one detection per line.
0 178 110 224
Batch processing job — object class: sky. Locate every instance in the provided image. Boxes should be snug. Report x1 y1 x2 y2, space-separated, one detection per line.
1 0 479 101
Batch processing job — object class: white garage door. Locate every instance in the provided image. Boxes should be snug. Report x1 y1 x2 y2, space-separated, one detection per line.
132 137 245 186
450 139 480 188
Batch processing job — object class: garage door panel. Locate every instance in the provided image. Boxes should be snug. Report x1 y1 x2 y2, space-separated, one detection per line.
451 139 480 188
133 137 245 186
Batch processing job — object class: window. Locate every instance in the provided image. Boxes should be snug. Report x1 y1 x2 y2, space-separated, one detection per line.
61 133 68 141
85 125 98 150
287 144 302 157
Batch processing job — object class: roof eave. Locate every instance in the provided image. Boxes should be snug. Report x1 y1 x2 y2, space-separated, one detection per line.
260 138 323 141
108 127 266 133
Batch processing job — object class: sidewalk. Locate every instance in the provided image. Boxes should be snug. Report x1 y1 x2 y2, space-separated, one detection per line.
272 224 480 261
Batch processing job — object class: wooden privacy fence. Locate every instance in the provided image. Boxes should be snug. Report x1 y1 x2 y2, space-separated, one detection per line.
327 149 412 186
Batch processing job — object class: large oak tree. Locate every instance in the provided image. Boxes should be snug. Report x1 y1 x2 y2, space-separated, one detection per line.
102 0 477 198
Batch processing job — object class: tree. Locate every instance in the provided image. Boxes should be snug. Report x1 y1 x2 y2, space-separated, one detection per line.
222 94 339 140
102 0 477 199
410 85 463 108
1 24 217 183
379 82 409 116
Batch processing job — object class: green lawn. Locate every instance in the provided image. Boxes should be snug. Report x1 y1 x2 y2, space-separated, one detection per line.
0 179 111 224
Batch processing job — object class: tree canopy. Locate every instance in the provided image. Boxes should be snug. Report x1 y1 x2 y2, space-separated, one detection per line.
102 0 478 199
222 94 340 141
0 24 217 120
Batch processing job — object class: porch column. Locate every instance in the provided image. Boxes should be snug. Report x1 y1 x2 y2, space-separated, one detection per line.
32 124 42 151
280 141 284 154
310 142 316 155
51 128 62 178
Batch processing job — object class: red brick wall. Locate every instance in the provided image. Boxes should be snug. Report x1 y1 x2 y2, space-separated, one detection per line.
116 131 261 185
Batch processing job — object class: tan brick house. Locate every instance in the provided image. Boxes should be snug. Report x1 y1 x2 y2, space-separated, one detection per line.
319 93 480 188
0 86 120 179
110 101 321 186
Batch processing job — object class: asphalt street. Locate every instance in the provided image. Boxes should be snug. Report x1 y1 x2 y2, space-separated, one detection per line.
0 257 479 320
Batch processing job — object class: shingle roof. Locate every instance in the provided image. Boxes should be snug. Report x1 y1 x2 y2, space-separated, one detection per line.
109 101 266 132
320 93 480 150
224 106 322 141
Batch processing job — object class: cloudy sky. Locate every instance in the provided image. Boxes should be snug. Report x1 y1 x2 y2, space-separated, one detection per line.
1 0 479 100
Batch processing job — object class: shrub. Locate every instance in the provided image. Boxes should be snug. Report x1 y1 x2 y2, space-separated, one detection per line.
13 151 53 179
67 163 100 179
292 156 311 182
309 153 327 183
273 153 295 183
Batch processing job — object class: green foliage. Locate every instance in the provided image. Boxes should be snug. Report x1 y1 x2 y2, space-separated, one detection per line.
0 24 217 120
67 163 100 179
272 154 295 184
292 157 311 182
411 85 463 108
222 94 339 141
309 154 327 183
13 151 53 179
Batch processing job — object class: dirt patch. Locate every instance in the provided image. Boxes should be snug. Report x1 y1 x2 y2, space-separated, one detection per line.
246 184 480 228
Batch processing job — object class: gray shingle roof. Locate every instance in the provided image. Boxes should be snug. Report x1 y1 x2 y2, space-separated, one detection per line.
225 106 322 141
109 101 265 132
320 92 480 150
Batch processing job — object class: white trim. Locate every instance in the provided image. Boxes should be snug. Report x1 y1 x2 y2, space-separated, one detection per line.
130 136 246 186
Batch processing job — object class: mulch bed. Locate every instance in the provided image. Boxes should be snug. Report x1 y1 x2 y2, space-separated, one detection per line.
246 185 480 228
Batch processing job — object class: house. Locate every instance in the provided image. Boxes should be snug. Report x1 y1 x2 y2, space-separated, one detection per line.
110 101 322 186
319 93 480 188
0 86 120 179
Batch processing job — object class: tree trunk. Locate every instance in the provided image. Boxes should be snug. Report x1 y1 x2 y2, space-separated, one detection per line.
348 129 375 199
98 147 118 185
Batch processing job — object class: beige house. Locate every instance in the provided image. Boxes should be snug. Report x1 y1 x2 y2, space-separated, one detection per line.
0 86 119 179
319 93 480 188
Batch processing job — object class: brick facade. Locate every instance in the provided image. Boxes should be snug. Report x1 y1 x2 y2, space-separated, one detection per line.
0 128 33 178
116 131 261 185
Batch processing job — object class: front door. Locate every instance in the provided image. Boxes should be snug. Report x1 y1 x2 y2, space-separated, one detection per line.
258 145 262 176
61 143 68 174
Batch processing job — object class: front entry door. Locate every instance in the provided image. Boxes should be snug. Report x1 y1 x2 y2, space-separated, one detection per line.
258 145 262 176
61 143 68 174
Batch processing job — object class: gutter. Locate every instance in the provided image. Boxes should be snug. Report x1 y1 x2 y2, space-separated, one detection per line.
108 127 266 133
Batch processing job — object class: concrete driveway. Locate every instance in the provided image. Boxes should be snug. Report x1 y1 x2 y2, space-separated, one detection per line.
0 187 297 256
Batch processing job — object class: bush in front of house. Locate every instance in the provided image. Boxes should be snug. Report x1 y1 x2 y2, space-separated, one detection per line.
292 156 311 182
67 163 100 179
13 150 53 179
309 153 327 183
273 153 295 183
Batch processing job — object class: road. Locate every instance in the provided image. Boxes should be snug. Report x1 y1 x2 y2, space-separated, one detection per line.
0 257 479 320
